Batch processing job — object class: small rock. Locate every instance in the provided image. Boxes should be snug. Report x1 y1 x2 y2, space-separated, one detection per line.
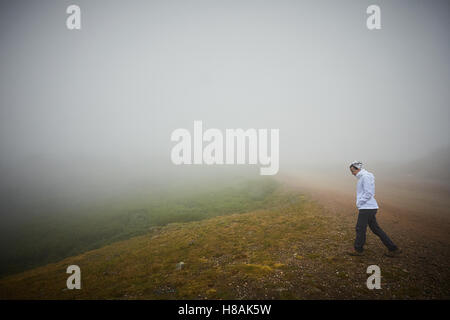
176 262 185 270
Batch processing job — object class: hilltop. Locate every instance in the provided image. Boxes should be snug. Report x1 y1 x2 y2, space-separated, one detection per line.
1 183 448 299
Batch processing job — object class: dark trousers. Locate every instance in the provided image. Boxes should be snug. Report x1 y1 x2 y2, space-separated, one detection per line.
354 209 397 252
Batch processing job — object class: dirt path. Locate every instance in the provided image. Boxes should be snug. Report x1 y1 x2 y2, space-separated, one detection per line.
276 173 450 298
278 172 450 244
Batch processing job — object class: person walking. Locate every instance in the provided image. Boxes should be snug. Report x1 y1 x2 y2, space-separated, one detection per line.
347 161 401 257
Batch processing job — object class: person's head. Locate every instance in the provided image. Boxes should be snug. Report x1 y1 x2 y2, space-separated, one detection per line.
349 161 363 176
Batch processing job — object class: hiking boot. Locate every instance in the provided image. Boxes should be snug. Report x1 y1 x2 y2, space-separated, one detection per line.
384 248 402 257
347 249 364 256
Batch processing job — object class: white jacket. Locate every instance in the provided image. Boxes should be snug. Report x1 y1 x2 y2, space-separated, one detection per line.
355 169 379 209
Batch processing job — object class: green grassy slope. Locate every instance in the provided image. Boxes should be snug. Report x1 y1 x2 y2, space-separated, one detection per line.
0 178 280 277
1 185 448 299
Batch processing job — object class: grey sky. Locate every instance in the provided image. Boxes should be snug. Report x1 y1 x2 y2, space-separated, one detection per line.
0 0 449 212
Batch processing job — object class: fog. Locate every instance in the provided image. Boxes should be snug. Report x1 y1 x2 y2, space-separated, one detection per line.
0 0 449 217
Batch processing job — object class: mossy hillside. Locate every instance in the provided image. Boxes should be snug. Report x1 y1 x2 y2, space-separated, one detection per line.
1 188 448 299
0 194 321 299
0 178 281 277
